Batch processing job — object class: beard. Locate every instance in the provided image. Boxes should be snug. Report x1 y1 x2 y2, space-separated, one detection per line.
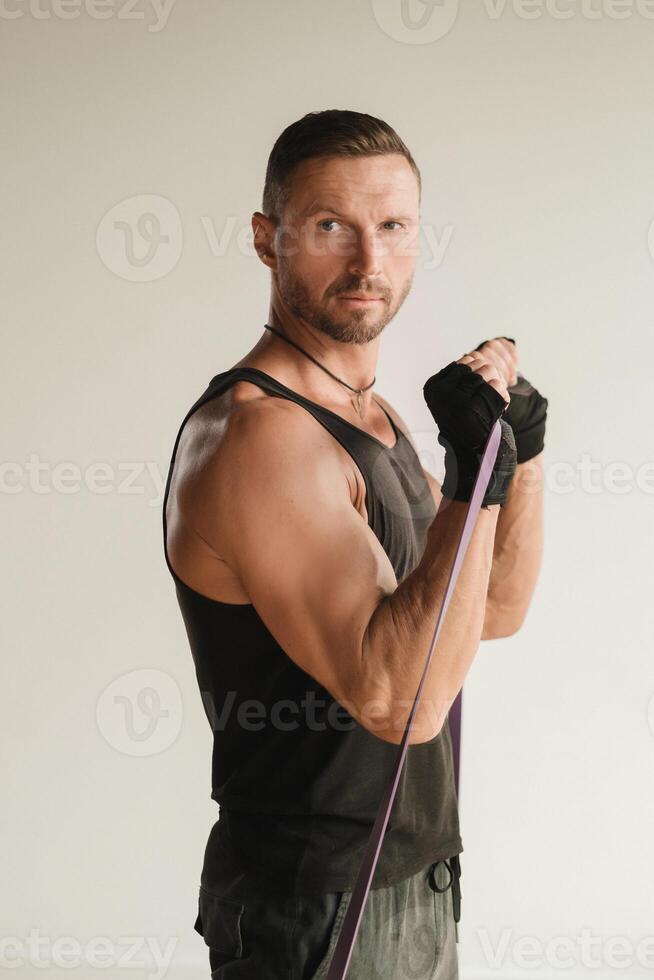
275 258 413 346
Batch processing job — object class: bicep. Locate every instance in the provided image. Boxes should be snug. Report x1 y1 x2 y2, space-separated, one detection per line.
217 405 398 712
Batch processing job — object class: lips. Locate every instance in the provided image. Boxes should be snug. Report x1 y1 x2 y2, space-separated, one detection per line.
339 295 382 301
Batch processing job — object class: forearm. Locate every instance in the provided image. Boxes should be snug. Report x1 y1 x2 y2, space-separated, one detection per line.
482 451 545 638
359 499 499 745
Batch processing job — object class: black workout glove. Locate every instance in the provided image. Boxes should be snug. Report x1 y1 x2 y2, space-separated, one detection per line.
423 361 518 508
474 338 548 464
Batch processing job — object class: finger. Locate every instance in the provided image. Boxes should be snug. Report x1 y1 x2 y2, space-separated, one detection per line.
483 340 518 385
486 376 510 405
472 360 503 385
497 337 519 369
462 358 510 400
459 351 492 365
477 336 517 357
478 364 510 403
456 354 511 405
458 353 498 380
461 350 514 389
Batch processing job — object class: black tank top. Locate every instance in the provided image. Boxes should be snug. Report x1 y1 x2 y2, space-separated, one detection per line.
163 365 462 896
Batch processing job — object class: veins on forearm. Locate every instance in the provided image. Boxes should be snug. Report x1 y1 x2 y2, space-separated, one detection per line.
485 453 545 627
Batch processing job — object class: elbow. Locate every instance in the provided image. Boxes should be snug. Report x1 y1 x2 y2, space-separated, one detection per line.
481 622 521 640
364 694 449 746
481 602 526 640
348 686 445 746
350 700 442 746
369 725 443 747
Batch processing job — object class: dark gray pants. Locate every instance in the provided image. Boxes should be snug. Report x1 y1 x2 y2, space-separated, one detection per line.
201 857 461 979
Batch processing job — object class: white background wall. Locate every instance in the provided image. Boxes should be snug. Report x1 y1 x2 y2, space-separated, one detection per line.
2 1 653 978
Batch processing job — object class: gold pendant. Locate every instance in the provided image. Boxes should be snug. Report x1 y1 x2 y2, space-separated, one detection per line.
355 391 363 417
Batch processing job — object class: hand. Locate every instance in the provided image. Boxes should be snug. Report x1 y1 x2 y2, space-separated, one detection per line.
469 336 519 389
456 338 517 406
423 360 517 508
473 336 548 464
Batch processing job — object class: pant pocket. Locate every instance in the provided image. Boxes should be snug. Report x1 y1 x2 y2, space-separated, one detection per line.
194 884 245 964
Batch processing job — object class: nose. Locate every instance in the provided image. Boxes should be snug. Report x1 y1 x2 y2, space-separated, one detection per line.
347 231 383 280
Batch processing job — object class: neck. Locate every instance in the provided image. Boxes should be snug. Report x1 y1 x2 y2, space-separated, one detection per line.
259 308 381 415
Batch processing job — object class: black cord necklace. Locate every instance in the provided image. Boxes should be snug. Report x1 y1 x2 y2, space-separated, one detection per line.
263 323 376 418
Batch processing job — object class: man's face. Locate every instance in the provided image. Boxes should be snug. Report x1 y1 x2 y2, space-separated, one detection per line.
271 154 421 345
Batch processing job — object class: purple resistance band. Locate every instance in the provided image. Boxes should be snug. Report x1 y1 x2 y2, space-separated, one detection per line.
325 418 503 980
448 374 534 794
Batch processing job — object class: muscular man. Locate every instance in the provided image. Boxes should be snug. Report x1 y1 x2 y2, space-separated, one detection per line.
163 109 546 980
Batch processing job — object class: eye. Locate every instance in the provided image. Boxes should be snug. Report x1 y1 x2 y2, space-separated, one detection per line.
382 221 404 231
318 219 341 232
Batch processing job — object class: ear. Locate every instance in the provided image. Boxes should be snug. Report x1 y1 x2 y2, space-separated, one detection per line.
252 212 276 269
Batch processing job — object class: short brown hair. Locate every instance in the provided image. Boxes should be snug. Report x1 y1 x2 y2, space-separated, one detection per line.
262 109 421 224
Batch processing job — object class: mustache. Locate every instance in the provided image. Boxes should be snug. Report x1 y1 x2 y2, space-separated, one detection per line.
333 282 390 298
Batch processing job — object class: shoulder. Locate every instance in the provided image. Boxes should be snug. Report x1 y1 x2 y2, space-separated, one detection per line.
185 392 342 489
178 390 353 522
165 387 360 588
221 394 346 475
